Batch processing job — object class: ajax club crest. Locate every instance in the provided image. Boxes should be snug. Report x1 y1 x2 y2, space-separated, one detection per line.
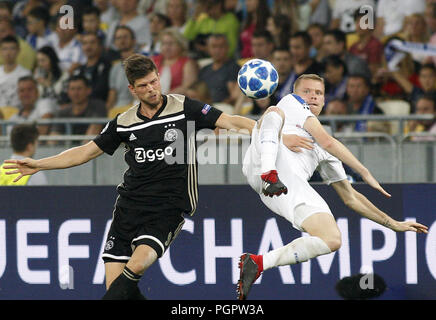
164 124 178 142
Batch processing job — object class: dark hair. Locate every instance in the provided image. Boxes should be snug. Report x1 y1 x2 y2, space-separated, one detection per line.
114 25 136 40
324 55 348 75
416 93 436 107
28 6 50 26
252 29 274 44
348 73 371 87
81 32 104 46
324 29 346 45
18 75 37 86
82 5 101 17
123 54 158 85
419 63 436 74
0 34 19 47
290 31 312 48
68 74 90 87
245 0 270 33
154 13 171 28
10 124 39 153
0 2 12 13
37 46 62 81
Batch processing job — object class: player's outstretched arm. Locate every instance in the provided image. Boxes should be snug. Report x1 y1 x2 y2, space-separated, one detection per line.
3 141 104 183
303 116 391 198
331 179 428 234
215 113 256 134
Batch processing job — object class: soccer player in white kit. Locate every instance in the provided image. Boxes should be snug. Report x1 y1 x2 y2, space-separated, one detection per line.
237 74 428 300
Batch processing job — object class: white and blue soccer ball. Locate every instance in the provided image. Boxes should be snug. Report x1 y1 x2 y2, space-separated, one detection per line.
237 59 279 99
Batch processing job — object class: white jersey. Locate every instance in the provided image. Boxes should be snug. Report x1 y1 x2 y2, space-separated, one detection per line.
242 93 347 230
277 94 347 184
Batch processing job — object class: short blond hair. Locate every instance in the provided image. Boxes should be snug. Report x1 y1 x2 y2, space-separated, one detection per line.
293 74 325 92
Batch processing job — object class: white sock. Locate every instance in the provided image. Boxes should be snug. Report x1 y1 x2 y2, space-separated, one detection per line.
263 236 331 270
259 112 283 173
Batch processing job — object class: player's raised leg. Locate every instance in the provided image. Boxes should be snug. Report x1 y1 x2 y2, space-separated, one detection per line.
257 107 288 197
237 209 340 300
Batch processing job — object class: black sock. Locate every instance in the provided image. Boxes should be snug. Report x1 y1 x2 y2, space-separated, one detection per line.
102 266 142 300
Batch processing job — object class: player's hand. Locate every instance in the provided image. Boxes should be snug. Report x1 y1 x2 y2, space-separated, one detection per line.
3 158 40 182
360 169 391 198
392 220 428 234
283 134 314 153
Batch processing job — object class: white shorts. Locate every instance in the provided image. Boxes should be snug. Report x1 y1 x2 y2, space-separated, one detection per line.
242 129 333 231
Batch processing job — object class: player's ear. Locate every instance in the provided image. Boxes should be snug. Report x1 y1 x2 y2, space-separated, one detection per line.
128 84 135 95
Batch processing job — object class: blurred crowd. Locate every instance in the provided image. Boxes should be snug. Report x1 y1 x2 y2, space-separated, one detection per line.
0 0 434 139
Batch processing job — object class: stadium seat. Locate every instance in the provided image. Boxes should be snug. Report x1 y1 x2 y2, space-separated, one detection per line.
377 100 411 134
0 106 19 119
107 104 133 118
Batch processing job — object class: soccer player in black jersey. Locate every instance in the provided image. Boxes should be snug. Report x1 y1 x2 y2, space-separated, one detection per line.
3 54 257 299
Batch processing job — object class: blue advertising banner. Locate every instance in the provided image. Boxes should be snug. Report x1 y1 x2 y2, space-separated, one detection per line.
0 184 434 300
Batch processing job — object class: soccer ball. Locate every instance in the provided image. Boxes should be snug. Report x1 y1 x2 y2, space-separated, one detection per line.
237 59 279 99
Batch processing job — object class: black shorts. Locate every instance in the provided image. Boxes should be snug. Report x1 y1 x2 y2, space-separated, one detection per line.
102 205 185 263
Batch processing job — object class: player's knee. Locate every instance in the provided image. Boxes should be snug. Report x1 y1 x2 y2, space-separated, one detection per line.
325 235 342 252
264 106 285 120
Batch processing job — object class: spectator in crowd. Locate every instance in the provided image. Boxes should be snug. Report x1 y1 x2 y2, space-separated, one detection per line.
375 0 426 40
184 0 240 59
271 0 298 32
34 45 69 103
307 23 326 62
324 98 354 133
308 0 331 28
249 30 275 62
0 35 31 108
9 76 57 135
141 12 171 57
324 55 348 106
81 6 106 43
269 47 294 104
349 9 383 78
390 63 436 112
374 43 419 100
51 75 106 137
25 6 53 50
346 74 384 132
330 0 375 34
425 1 436 35
106 26 137 110
0 123 47 186
403 13 429 66
288 31 323 88
406 94 436 141
106 0 151 49
74 32 111 102
0 18 36 71
138 0 167 17
185 80 213 105
0 2 13 25
198 34 240 105
47 14 86 75
94 0 119 31
239 0 270 59
426 1 436 66
11 0 44 38
266 14 292 51
322 29 371 80
166 0 188 33
152 27 198 95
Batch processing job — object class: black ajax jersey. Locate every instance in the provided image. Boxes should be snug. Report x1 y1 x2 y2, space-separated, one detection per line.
94 94 222 215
